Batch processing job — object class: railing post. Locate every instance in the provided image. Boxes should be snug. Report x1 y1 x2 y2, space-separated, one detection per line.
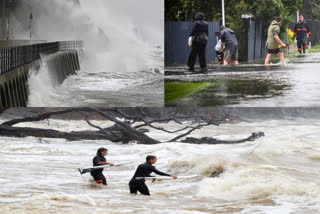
1 40 83 76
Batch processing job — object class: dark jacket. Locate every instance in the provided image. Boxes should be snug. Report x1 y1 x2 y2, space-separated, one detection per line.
294 21 311 41
190 13 209 46
220 26 238 50
90 155 106 176
129 162 170 184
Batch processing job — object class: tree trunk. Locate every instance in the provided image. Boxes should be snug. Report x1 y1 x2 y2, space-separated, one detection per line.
0 125 123 142
0 108 264 145
181 132 265 144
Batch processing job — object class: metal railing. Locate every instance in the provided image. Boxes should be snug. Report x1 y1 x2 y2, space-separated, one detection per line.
0 41 83 75
59 41 84 51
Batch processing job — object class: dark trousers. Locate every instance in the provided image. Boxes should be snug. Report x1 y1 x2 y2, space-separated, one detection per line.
297 39 306 53
129 181 150 196
188 45 207 69
91 172 107 185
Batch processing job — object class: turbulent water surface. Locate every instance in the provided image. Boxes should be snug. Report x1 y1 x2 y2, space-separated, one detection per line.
27 49 163 107
11 0 164 107
1 115 320 213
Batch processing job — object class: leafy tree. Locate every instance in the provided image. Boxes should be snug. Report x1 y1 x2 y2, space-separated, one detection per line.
312 0 320 19
165 0 304 60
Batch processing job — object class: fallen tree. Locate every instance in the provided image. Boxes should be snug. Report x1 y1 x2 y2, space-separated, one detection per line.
0 107 264 144
181 132 265 144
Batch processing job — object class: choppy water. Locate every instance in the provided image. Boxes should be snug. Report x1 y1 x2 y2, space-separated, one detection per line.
17 0 164 107
1 117 320 213
27 49 164 107
165 52 320 107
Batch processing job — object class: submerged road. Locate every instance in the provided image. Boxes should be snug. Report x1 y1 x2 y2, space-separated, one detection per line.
165 52 320 107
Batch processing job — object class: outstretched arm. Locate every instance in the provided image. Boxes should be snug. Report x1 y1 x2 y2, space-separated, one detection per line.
152 166 177 179
97 161 114 166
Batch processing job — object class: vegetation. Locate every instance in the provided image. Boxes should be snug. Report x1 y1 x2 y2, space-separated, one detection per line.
165 82 213 104
166 0 303 61
286 28 295 45
166 0 303 25
313 0 320 19
0 108 265 145
308 44 320 53
166 0 303 34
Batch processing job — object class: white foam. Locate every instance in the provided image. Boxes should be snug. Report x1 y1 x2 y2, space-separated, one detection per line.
29 193 96 206
20 0 164 106
1 119 320 213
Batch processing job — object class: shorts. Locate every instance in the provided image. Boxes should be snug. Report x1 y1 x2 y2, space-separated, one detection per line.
267 48 282 55
224 48 238 61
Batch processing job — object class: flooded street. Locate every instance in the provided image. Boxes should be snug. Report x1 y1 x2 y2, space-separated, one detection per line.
165 52 320 107
1 109 320 213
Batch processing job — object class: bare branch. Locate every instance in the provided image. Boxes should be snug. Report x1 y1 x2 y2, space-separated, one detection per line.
181 132 265 144
88 108 162 144
167 120 221 142
83 113 110 136
2 108 85 126
168 124 203 142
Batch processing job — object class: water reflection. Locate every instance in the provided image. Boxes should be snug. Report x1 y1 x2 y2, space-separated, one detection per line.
165 53 320 107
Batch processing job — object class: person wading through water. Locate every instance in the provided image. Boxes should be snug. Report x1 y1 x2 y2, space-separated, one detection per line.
294 15 311 54
129 155 177 196
220 26 239 66
265 16 287 65
91 148 114 185
187 12 209 73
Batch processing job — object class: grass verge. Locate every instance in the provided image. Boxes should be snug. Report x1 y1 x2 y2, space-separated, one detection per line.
165 82 213 104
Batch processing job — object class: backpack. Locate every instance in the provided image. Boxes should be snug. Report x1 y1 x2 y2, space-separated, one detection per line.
193 32 208 46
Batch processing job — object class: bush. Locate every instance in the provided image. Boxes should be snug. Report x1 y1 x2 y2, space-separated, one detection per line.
286 28 295 45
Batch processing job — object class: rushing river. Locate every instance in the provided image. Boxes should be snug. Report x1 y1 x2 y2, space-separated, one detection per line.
1 110 320 213
165 52 320 107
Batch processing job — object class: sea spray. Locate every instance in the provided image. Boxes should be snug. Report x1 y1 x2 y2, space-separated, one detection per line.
14 0 163 106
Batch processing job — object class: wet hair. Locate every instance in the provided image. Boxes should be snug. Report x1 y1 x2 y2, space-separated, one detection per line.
275 16 282 22
97 148 108 156
146 155 157 162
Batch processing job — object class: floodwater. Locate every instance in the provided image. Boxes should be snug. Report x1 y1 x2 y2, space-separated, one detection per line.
165 52 320 107
1 113 320 213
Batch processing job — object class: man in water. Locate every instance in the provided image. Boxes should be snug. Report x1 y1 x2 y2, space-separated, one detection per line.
91 148 114 185
265 16 287 65
220 26 238 66
129 155 177 196
188 12 209 73
294 15 311 54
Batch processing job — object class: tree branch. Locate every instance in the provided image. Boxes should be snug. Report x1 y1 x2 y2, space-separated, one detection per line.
181 132 265 144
